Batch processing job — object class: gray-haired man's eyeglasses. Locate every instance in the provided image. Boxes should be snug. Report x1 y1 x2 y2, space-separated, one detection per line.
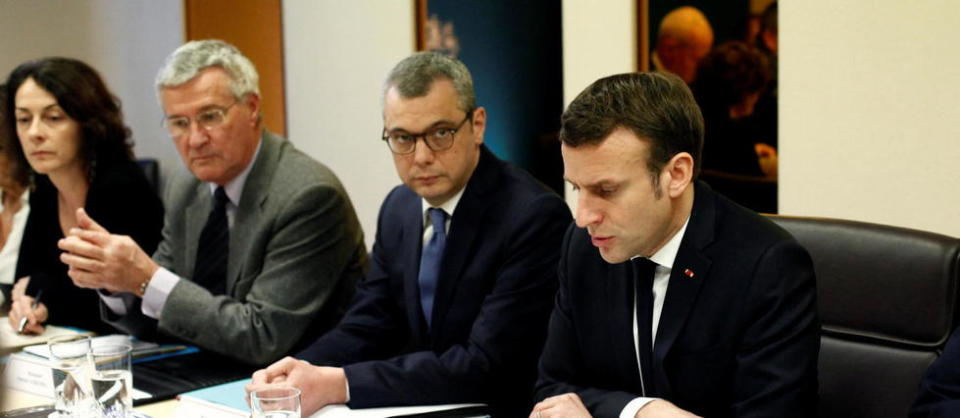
162 100 239 137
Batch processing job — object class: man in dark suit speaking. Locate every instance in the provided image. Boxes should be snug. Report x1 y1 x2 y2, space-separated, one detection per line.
531 72 819 418
248 52 571 416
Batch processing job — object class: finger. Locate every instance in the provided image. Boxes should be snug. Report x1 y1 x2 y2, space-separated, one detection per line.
60 252 105 272
245 382 269 394
254 358 295 384
66 268 104 289
16 305 40 333
58 236 106 259
562 392 584 406
68 228 113 247
22 322 44 335
24 302 38 323
531 400 549 411
539 395 564 407
532 405 556 418
265 357 299 375
76 208 108 233
7 308 20 328
34 303 49 323
11 296 34 319
250 369 283 386
244 382 290 397
250 369 268 385
12 277 29 298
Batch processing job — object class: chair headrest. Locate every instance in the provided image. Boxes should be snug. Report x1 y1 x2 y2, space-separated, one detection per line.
768 215 960 348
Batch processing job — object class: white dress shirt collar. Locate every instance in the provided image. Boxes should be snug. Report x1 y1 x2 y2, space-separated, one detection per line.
643 216 690 269
421 185 466 227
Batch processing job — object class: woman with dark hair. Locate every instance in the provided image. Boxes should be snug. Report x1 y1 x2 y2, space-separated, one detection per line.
4 57 163 334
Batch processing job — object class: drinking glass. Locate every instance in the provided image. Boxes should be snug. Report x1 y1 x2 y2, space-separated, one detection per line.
92 343 133 417
47 334 96 417
250 387 302 418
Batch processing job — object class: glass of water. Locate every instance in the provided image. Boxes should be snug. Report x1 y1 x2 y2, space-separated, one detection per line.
92 343 133 417
47 334 95 417
250 387 301 418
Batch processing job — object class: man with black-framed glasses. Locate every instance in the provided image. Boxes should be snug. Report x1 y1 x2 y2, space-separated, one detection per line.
248 52 571 416
57 39 367 366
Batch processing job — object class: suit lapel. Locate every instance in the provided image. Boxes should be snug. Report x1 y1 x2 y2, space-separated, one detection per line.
227 132 279 294
652 182 716 397
429 147 497 338
184 182 209 278
403 192 428 343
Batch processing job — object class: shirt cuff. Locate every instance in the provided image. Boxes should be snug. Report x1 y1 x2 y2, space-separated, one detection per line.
141 267 180 319
99 291 135 315
343 373 351 403
620 397 657 418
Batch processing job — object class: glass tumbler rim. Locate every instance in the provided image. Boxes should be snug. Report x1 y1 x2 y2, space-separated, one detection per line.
251 386 302 401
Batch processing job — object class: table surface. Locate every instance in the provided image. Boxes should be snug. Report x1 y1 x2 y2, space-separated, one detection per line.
2 388 176 416
3 386 488 417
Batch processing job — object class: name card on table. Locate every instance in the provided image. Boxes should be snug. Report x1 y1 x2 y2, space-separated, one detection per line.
2 352 54 398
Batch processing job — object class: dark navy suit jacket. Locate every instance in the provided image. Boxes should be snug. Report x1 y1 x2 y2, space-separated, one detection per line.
536 182 820 418
911 327 960 417
298 146 571 415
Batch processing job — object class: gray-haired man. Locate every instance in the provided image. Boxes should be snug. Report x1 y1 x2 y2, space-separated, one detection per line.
58 39 367 365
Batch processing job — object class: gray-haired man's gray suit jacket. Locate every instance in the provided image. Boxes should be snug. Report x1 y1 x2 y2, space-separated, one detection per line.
103 131 367 365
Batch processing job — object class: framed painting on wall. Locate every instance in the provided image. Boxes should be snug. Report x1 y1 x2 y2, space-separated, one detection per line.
642 0 780 213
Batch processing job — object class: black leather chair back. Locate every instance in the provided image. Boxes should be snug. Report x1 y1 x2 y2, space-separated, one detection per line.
768 215 960 418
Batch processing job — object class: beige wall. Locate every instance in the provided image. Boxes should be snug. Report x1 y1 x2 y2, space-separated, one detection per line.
0 0 184 191
561 0 637 212
282 0 416 249
780 1 960 237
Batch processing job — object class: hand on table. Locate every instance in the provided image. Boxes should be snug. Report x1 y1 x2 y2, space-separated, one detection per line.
531 393 592 418
247 356 347 415
8 277 47 334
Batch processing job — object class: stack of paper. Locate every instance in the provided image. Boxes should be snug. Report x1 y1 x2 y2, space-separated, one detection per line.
0 319 90 352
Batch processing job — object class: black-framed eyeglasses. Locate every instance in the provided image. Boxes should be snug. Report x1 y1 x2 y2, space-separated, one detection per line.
381 111 473 155
162 100 239 137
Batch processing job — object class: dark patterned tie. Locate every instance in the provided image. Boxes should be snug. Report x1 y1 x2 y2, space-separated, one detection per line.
418 208 448 329
634 257 658 397
193 187 229 295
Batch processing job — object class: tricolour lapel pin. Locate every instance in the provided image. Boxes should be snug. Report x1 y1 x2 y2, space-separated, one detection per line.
684 268 695 278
